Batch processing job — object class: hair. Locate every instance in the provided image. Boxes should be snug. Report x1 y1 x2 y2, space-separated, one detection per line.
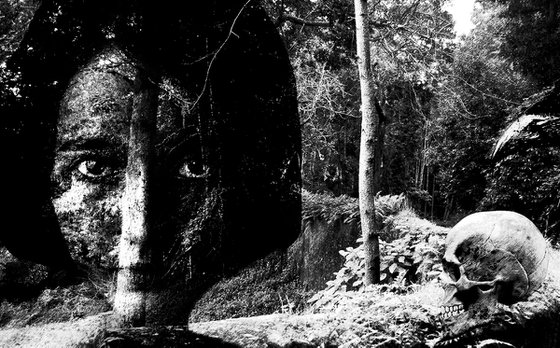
0 0 301 276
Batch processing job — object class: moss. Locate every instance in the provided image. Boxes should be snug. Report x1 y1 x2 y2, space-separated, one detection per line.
190 250 315 322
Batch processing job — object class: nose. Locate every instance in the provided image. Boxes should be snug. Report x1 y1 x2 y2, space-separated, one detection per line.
455 271 474 291
113 72 159 326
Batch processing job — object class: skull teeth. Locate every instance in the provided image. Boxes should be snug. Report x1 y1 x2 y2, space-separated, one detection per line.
440 304 465 319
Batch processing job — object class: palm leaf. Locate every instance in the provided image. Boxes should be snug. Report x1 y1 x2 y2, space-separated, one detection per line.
492 114 558 158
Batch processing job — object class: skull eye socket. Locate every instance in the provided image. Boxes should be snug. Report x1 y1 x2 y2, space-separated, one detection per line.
442 260 461 281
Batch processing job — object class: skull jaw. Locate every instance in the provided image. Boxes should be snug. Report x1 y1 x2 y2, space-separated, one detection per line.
438 247 532 341
438 290 522 347
435 320 521 348
441 289 501 330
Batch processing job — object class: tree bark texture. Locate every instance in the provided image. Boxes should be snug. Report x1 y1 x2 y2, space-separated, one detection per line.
354 0 381 285
113 71 159 327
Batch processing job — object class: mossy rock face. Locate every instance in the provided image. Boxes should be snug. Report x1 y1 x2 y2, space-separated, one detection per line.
291 218 361 290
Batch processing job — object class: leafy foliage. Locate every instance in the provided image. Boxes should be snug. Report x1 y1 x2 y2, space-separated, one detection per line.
294 42 360 195
482 85 560 243
485 0 560 87
306 282 444 346
482 146 560 243
261 0 455 202
302 190 406 225
265 0 556 226
429 3 536 217
307 210 446 309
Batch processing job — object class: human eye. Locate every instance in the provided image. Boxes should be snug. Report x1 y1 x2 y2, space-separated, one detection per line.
74 156 119 181
161 129 209 180
178 157 209 179
76 159 111 178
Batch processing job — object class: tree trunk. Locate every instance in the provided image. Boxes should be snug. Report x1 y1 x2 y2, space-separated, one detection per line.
431 168 435 221
354 0 381 285
113 70 159 326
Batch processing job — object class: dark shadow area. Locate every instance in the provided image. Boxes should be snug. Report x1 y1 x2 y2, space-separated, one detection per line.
0 0 301 326
101 328 243 348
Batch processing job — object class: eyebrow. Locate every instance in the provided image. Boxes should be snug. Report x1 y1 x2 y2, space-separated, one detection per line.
57 138 121 152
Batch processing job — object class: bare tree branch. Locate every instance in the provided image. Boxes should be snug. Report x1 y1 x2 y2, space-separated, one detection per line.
189 0 252 113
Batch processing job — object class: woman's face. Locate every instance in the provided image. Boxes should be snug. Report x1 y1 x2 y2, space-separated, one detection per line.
51 51 213 274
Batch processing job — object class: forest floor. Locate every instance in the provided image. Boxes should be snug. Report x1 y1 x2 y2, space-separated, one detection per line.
190 207 448 323
190 283 446 347
188 210 450 347
1 210 557 347
0 210 454 347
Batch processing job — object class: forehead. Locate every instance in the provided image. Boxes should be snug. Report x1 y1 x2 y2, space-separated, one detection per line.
58 57 135 145
57 50 187 146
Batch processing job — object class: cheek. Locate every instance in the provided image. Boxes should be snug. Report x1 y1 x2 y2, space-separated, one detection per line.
53 178 124 264
54 178 122 217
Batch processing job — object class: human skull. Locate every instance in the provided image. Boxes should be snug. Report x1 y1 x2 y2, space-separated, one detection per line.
440 211 549 320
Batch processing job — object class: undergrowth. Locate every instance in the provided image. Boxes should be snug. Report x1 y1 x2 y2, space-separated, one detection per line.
307 209 448 311
309 282 445 346
0 255 114 328
0 281 112 328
